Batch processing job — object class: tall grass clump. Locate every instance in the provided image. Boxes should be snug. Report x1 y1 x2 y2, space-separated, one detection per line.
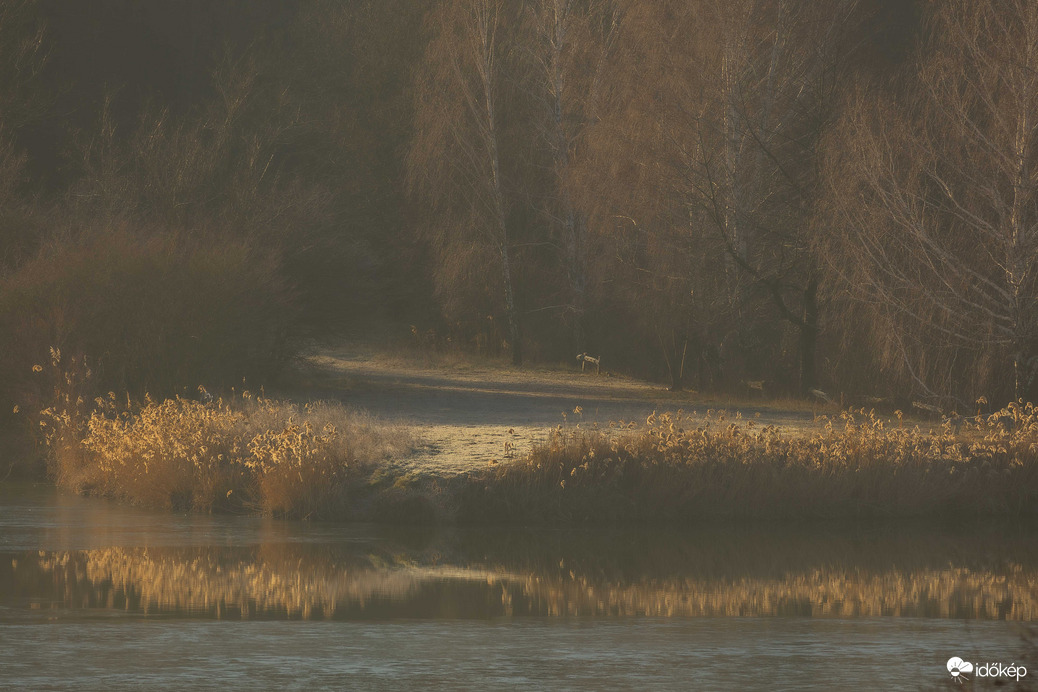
457 407 1038 524
42 387 415 520
0 225 293 471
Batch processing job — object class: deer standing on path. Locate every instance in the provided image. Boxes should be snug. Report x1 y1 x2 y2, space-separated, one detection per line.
576 353 600 374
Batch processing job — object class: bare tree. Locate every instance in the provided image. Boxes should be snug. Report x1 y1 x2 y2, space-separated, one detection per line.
686 0 863 395
68 45 311 235
564 1 717 389
0 0 46 272
824 0 1038 403
574 0 862 393
521 0 620 352
408 0 525 365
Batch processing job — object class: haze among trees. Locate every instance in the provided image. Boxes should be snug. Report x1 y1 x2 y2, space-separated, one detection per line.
1 0 1035 434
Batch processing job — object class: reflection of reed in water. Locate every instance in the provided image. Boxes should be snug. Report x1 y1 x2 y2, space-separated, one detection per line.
23 548 479 620
515 567 1036 619
7 541 1038 620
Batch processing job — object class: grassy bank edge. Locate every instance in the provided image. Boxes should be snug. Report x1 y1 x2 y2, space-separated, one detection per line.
26 390 1038 524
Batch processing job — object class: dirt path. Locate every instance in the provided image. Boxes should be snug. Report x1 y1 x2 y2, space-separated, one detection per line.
292 346 824 477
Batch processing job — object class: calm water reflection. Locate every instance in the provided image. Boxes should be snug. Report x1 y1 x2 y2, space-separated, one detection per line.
2 484 1036 621
1 482 1035 690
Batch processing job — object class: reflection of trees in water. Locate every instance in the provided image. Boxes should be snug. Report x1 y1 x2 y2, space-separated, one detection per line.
6 526 1038 620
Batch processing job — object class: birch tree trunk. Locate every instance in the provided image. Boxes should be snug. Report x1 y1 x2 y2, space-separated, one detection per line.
408 0 525 365
526 0 618 353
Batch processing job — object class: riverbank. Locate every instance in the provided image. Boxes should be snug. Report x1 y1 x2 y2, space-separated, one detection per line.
290 344 831 478
31 347 1038 522
453 408 1038 523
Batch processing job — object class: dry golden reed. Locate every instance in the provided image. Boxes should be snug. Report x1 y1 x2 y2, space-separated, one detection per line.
42 386 415 520
35 344 1038 523
457 406 1038 523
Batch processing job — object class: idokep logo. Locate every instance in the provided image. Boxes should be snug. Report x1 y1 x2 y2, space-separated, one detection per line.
947 656 1028 684
946 657 973 682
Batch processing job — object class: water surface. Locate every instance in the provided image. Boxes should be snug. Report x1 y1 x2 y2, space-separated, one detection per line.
0 483 1034 690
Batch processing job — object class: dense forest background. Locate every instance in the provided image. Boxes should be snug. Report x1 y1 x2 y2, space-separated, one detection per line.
1 0 1036 433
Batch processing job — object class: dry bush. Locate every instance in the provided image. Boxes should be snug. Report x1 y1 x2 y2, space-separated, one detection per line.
457 406 1038 524
43 389 416 520
0 226 292 427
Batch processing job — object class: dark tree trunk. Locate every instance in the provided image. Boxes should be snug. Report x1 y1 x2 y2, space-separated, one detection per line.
659 328 688 391
500 242 523 367
799 276 819 396
510 320 523 366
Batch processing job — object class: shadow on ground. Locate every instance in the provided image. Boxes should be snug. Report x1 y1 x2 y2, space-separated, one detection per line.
284 347 821 476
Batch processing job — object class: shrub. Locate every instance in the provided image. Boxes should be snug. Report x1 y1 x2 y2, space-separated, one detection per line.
0 225 293 468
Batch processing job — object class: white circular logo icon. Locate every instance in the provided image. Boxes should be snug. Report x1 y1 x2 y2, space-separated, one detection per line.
947 657 974 681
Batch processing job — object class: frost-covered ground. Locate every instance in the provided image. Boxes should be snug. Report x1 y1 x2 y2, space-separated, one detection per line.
291 345 825 477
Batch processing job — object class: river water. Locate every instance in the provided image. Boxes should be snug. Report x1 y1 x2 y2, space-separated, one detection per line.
0 483 1035 690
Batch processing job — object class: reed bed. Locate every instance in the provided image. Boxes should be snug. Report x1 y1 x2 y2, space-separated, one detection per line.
42 389 416 519
456 406 1038 523
36 347 1038 523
